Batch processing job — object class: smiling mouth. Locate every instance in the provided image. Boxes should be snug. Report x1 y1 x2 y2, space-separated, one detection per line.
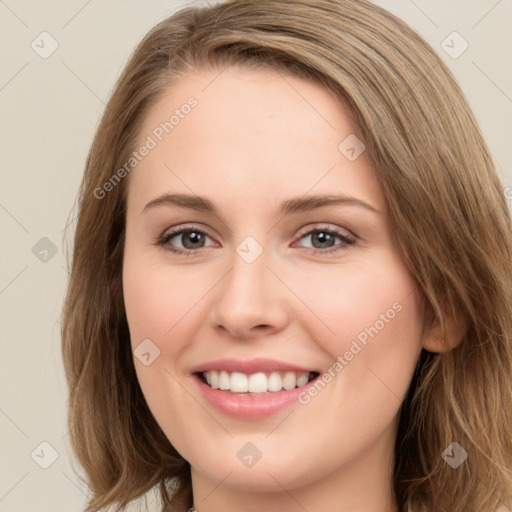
196 370 320 395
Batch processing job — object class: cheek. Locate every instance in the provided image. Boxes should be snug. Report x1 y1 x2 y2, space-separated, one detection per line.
288 256 421 356
122 252 216 431
289 255 423 413
122 254 207 458
122 253 209 346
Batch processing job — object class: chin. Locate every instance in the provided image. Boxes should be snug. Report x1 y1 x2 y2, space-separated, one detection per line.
189 446 316 492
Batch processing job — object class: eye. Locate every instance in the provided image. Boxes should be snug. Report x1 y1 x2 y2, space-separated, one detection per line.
154 224 356 257
293 225 355 254
154 225 216 256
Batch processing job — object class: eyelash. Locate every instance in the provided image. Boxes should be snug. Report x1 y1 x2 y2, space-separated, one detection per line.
154 224 356 257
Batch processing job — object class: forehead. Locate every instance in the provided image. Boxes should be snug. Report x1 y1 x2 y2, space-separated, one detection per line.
127 66 384 214
138 65 351 147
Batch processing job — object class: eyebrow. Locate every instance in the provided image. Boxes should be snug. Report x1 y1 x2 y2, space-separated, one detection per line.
141 193 379 216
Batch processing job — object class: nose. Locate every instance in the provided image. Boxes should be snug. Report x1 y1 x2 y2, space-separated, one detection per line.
208 244 290 340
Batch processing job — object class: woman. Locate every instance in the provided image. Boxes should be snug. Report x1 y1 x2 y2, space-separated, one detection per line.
61 0 512 511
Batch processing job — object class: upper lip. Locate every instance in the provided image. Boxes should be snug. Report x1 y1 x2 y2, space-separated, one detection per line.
190 358 320 375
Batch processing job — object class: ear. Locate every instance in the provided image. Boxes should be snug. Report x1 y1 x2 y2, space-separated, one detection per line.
421 299 467 353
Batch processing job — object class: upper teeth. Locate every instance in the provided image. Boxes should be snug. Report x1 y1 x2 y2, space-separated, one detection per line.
204 370 312 393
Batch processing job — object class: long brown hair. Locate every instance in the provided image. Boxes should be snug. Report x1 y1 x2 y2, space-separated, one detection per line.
61 0 512 510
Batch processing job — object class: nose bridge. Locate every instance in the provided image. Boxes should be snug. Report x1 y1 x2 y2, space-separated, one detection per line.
208 238 288 337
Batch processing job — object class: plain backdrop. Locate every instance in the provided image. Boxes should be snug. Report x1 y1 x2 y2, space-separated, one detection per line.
1 1 511 511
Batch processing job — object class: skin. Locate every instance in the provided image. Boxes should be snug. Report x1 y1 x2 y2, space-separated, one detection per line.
122 66 449 512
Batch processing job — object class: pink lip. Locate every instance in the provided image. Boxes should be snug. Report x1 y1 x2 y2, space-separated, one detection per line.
189 357 318 374
189 358 321 420
193 374 317 420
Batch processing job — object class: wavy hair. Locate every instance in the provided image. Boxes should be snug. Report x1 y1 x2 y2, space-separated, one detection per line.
61 0 512 510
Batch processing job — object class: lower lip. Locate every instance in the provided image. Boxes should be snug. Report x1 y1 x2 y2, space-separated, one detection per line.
193 374 313 420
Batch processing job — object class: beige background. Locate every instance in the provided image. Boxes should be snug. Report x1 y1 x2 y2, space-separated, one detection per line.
0 1 511 511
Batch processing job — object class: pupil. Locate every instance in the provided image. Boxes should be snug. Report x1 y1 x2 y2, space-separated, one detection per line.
183 232 204 249
313 231 334 249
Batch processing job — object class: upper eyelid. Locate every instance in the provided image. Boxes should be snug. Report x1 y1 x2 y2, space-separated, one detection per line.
165 224 216 240
296 224 353 238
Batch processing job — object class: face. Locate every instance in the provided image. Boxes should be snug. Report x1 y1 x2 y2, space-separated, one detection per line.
123 66 424 496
